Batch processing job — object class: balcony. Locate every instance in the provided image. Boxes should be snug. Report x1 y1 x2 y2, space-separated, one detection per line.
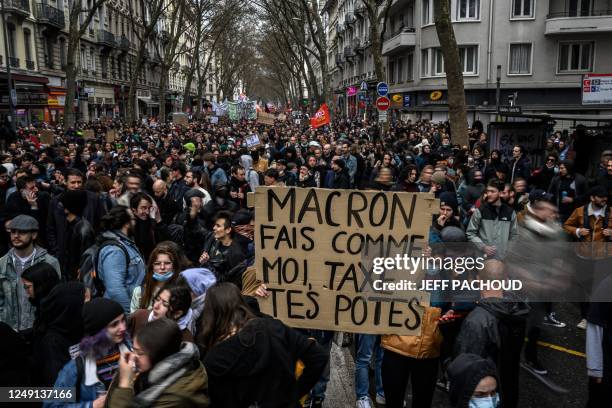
8 57 20 68
97 30 115 47
352 38 362 53
382 26 416 55
545 10 612 34
344 46 355 59
345 12 356 26
35 3 65 30
4 0 31 18
25 60 35 70
117 35 130 51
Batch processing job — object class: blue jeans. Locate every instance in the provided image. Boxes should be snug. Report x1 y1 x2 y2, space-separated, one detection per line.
355 334 384 399
309 330 334 399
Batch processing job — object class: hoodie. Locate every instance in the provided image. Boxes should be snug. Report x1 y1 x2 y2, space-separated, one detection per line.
180 268 217 334
0 246 61 331
203 317 327 408
447 353 498 408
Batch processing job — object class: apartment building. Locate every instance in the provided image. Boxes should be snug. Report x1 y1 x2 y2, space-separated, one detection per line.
323 0 612 123
0 0 215 125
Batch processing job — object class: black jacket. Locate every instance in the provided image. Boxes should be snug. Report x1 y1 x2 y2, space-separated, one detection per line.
62 217 96 280
332 168 351 189
203 317 327 408
228 177 252 209
509 156 531 183
454 297 528 408
167 178 190 206
548 173 588 220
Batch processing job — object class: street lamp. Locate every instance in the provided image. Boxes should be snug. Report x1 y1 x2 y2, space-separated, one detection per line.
1 0 17 131
496 64 502 113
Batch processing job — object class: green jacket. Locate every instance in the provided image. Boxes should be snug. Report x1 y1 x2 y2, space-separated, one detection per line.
107 342 209 408
0 246 61 330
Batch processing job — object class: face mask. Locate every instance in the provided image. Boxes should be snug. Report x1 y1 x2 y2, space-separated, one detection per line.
469 394 499 408
153 271 174 282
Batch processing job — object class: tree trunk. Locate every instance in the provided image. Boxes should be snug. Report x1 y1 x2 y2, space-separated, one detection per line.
434 0 468 147
63 30 79 128
158 67 169 121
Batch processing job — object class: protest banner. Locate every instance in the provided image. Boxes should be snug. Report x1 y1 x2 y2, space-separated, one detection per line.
172 113 188 126
210 116 219 124
228 102 239 121
39 130 54 145
257 111 276 126
254 187 435 335
310 103 330 128
245 134 261 148
83 129 95 140
105 130 117 142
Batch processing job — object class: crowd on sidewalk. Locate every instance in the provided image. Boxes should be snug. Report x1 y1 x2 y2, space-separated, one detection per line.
0 116 610 408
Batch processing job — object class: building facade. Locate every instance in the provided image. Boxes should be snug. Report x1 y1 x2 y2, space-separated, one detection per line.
322 0 612 124
0 0 217 126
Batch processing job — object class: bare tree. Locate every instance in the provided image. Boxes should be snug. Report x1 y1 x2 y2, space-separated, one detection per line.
434 0 468 146
63 0 107 128
362 0 393 82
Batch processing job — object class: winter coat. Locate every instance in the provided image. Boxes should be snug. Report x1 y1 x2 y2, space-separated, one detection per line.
0 246 61 330
167 178 190 206
107 342 209 408
509 155 531 183
381 306 443 359
97 231 146 313
466 202 518 259
548 173 588 220
203 317 327 408
62 217 96 281
563 204 612 259
332 168 351 189
228 176 252 209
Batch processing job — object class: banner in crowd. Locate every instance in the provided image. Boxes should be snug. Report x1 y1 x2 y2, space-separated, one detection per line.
245 134 261 148
310 103 330 128
254 187 435 335
228 102 239 121
257 111 276 126
212 101 228 117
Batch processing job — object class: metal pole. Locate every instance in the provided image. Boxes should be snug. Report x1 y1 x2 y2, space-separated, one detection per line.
1 0 16 131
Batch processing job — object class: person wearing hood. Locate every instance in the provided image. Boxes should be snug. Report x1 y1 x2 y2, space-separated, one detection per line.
97 206 146 314
240 148 260 192
46 298 131 408
483 150 509 183
30 282 86 386
454 259 528 408
429 193 464 244
331 158 351 189
548 159 587 222
0 215 61 332
178 268 217 335
458 168 485 220
20 262 61 324
107 318 209 407
200 283 327 408
447 353 499 408
59 189 96 280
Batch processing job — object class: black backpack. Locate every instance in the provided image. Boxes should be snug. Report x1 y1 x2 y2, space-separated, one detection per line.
77 239 129 298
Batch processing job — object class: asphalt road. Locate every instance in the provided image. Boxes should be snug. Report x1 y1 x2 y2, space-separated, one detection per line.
325 302 589 408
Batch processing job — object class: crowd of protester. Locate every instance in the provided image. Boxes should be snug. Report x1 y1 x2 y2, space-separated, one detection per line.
0 116 610 408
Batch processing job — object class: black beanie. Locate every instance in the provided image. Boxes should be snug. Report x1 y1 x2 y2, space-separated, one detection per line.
447 353 498 408
82 298 124 336
439 192 459 214
60 189 88 216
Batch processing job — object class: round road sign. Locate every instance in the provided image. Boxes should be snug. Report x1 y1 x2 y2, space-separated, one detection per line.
376 96 390 111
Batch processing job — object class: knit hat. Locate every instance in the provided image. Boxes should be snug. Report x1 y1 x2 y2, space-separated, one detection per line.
439 192 458 214
82 298 124 336
60 189 88 216
431 171 447 186
440 226 466 243
447 353 498 408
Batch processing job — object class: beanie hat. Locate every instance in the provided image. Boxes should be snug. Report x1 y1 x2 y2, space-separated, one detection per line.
82 298 124 336
60 189 88 216
440 226 466 243
439 192 458 214
432 171 447 186
448 353 498 408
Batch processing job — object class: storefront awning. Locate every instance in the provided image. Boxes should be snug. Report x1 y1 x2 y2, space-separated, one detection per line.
137 96 159 106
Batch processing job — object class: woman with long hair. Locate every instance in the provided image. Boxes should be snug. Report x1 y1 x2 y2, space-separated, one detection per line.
199 283 327 407
130 242 184 313
106 318 209 407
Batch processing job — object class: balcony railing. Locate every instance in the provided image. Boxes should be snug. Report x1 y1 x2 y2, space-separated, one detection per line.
117 35 130 50
97 30 115 47
547 9 612 18
26 60 35 70
4 0 31 17
383 25 416 41
344 46 355 58
8 57 20 68
35 3 65 29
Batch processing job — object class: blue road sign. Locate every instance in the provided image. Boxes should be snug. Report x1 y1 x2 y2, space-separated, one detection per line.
377 82 388 96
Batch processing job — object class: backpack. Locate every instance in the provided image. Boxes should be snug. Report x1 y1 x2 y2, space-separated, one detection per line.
77 239 130 298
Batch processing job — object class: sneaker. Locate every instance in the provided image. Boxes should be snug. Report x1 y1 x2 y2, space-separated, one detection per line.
304 397 324 408
356 397 373 408
543 312 566 328
577 318 587 330
375 393 386 405
524 359 548 375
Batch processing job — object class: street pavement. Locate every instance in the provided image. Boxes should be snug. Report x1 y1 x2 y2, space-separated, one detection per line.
324 302 588 408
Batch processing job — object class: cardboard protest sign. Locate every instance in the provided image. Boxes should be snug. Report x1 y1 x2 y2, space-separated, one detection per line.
254 187 435 335
245 134 261 148
257 111 276 126
277 113 287 121
105 130 117 142
172 113 188 126
39 130 55 145
83 129 95 140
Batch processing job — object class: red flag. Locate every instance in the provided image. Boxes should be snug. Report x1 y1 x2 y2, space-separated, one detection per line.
310 103 330 128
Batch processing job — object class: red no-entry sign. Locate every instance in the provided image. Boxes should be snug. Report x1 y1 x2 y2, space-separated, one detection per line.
376 96 390 111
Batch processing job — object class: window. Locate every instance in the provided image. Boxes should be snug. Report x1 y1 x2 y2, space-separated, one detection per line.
388 59 395 83
434 48 444 75
457 0 479 20
80 47 86 71
558 42 593 72
45 36 54 69
512 0 534 18
397 57 404 82
421 49 429 76
59 38 66 68
569 0 592 17
23 29 32 62
509 43 532 74
7 24 16 58
422 0 434 25
459 45 478 74
406 53 414 80
209 83 213 92
89 49 95 71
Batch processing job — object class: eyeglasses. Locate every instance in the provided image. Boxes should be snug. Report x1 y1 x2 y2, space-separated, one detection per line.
153 295 170 308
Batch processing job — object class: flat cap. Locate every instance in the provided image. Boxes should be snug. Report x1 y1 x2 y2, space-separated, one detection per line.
7 215 39 231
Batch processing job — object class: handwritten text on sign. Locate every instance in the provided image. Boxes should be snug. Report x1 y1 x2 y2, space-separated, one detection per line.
254 187 435 335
